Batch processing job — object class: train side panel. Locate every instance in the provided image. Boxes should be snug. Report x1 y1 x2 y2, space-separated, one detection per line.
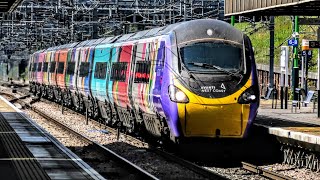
48 51 56 86
91 45 111 102
152 40 166 116
160 34 181 138
51 51 60 87
73 48 81 93
132 42 147 112
36 52 45 85
85 48 94 96
112 44 133 108
76 47 90 97
42 51 51 86
107 47 119 106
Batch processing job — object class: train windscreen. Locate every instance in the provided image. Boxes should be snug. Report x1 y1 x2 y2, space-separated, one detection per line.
180 41 243 73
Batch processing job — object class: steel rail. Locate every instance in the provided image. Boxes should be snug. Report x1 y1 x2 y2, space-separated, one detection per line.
242 162 294 180
9 94 31 103
33 98 229 180
9 86 230 180
26 104 158 180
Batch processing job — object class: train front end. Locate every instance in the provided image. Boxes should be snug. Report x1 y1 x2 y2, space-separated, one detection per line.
166 20 259 140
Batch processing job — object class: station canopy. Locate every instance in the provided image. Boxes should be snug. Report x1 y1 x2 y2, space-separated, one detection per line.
225 0 320 16
0 0 23 12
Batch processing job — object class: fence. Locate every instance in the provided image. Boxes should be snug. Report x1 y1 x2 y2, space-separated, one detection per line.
257 64 317 99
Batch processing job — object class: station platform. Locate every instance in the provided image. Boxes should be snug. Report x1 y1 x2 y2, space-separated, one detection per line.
0 95 104 180
255 100 320 150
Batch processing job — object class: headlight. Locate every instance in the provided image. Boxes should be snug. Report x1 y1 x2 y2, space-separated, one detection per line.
169 85 189 103
238 86 259 104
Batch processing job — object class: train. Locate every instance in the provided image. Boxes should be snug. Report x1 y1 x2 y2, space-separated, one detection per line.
29 19 260 143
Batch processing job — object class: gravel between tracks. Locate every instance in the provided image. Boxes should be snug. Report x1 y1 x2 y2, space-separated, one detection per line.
29 100 320 180
28 100 207 179
262 163 320 180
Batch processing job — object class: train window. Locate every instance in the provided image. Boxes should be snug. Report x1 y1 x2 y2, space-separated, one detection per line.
110 62 127 82
159 41 165 67
79 62 90 77
66 62 75 75
37 63 42 72
29 62 33 72
134 61 151 83
49 62 56 73
43 62 48 72
180 42 242 72
32 63 37 72
57 62 64 74
94 62 107 79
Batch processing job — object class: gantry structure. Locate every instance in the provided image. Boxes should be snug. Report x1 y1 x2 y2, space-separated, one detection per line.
0 0 225 64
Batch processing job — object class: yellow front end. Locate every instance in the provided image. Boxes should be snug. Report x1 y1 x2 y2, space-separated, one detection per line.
176 79 252 138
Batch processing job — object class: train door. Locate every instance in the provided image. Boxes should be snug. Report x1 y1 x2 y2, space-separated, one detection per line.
65 48 76 90
52 50 60 87
43 52 50 86
48 51 55 87
131 42 147 112
85 47 95 97
107 47 118 106
76 47 90 97
73 47 82 93
151 40 166 115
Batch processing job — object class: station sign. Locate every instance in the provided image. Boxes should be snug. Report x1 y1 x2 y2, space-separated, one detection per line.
309 41 320 48
302 50 312 60
288 39 298 47
302 39 310 51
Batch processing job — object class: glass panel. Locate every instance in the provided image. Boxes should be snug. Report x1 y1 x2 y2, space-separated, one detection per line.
94 62 107 79
180 42 243 72
49 62 56 73
57 62 64 74
79 62 90 77
66 62 75 75
33 63 37 72
43 62 48 72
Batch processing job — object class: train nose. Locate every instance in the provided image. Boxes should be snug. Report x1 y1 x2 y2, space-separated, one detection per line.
181 103 250 138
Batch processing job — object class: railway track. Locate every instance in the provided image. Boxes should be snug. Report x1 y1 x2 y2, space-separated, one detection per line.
242 162 294 180
0 85 286 180
52 100 229 180
8 91 229 179
38 98 228 180
26 104 158 180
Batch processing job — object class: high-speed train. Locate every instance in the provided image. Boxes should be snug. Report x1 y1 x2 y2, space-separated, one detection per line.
29 19 259 143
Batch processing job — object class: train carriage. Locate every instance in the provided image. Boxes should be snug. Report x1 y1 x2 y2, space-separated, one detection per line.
90 37 117 121
30 19 259 143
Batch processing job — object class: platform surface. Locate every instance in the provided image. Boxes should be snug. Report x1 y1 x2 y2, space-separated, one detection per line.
255 100 320 147
0 95 104 180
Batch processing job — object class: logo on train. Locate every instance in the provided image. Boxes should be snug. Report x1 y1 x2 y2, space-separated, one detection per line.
201 83 226 93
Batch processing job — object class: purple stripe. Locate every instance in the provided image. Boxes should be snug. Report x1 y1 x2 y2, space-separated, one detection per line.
160 35 180 137
244 54 259 137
